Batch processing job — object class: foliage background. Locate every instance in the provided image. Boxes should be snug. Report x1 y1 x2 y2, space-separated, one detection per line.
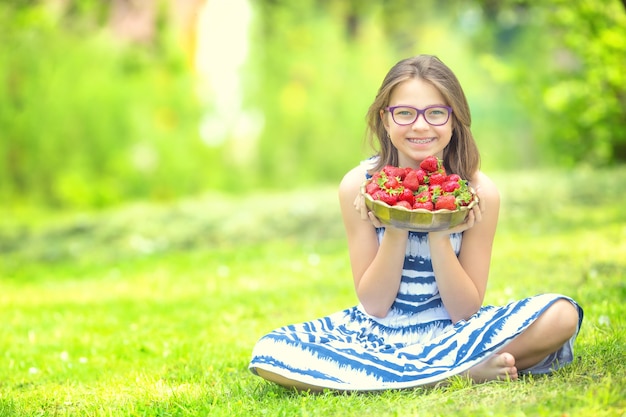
1 0 625 210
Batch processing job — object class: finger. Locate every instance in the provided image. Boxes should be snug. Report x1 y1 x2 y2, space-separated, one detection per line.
433 211 473 236
474 185 485 213
353 195 368 220
466 209 476 227
368 211 383 228
472 204 483 223
359 197 369 220
361 206 370 221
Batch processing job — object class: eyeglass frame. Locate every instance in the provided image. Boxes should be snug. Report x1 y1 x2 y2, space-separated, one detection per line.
384 105 453 126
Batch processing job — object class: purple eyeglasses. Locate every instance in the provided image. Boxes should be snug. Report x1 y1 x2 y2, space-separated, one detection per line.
385 105 453 126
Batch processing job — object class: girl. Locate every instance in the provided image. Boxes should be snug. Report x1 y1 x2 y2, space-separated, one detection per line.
249 55 583 392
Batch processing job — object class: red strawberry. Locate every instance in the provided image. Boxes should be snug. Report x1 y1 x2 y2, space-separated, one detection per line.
447 174 461 183
372 190 397 206
414 190 431 203
371 189 385 200
384 176 400 189
365 181 380 195
420 156 440 172
428 172 446 186
416 169 427 184
403 170 421 191
398 188 415 205
413 201 434 211
394 200 413 210
383 165 406 180
370 172 383 183
455 188 474 206
428 184 443 198
442 180 460 192
435 194 457 210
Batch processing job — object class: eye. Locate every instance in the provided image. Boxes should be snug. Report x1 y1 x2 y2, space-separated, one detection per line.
426 107 448 117
393 107 416 116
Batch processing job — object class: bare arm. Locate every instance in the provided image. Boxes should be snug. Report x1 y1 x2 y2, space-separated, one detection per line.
428 172 500 322
338 166 408 318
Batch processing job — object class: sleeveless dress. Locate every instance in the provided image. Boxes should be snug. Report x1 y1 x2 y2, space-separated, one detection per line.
249 169 584 391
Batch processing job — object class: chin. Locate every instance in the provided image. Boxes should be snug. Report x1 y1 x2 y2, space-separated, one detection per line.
403 149 443 163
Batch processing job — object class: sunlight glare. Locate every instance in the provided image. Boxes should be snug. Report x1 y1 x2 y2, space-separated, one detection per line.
195 0 262 156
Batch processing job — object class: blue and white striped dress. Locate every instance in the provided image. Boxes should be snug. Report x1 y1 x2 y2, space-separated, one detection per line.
249 224 583 391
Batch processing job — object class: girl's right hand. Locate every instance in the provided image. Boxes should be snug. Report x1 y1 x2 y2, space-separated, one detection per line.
353 193 384 228
353 193 367 220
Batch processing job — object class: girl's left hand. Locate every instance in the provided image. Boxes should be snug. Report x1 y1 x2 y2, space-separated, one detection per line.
430 186 485 238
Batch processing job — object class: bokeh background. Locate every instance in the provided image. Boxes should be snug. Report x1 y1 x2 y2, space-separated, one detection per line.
2 0 625 211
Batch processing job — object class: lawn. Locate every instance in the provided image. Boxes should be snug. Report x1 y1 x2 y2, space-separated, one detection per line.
1 168 625 416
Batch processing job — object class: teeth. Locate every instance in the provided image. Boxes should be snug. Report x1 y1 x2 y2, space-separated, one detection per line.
409 138 433 144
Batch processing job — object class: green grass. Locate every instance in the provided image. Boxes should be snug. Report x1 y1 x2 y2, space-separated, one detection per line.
1 169 625 416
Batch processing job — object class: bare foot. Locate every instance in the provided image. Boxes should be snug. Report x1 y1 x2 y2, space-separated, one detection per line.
467 352 518 383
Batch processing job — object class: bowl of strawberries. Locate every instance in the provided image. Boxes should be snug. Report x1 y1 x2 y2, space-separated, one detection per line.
361 155 478 232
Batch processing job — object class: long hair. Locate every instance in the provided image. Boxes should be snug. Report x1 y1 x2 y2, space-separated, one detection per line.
365 55 480 179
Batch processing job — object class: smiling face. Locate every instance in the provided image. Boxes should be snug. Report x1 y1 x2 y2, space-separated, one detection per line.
380 77 453 169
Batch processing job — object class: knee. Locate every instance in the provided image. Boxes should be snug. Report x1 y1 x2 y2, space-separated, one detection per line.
549 299 580 339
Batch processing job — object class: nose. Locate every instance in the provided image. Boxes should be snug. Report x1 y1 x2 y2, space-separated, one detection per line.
411 113 430 130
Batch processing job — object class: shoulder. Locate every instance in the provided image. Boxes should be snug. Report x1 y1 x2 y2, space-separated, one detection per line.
339 165 367 195
470 171 500 203
339 156 379 196
467 171 500 223
338 165 367 211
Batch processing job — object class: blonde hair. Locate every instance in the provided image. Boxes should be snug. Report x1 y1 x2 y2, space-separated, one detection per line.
365 55 480 179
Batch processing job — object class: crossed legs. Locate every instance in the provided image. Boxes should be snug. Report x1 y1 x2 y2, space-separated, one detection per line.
255 299 581 390
467 299 580 382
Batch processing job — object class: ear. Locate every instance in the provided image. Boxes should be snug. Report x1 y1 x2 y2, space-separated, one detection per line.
380 109 390 130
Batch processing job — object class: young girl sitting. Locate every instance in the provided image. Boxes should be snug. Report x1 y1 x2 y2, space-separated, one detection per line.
249 54 583 392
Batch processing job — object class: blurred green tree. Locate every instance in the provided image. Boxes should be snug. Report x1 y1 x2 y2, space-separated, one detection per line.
0 1 208 208
471 0 626 166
